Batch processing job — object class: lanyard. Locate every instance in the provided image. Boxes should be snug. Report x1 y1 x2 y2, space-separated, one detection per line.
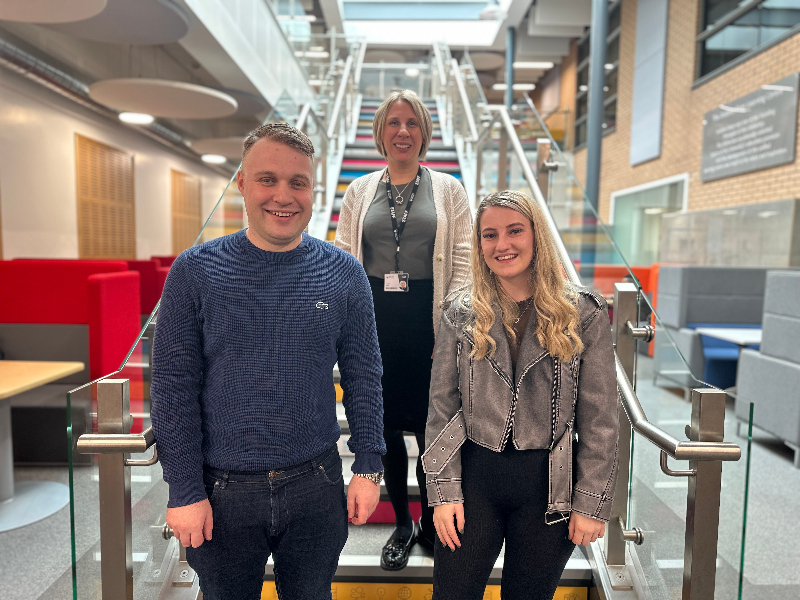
385 166 422 272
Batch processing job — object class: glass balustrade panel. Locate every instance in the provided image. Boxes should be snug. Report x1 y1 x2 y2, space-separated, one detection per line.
359 67 430 99
519 97 756 599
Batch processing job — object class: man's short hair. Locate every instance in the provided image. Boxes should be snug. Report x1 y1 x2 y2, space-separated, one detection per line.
242 123 315 167
372 90 433 160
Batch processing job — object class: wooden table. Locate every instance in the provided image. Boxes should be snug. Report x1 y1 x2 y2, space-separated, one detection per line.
0 360 85 532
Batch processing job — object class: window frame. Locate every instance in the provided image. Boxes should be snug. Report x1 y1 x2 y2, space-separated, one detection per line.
573 0 622 150
695 0 800 83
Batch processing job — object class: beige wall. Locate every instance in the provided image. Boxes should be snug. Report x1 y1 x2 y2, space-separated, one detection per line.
0 67 230 260
528 40 579 145
573 0 800 222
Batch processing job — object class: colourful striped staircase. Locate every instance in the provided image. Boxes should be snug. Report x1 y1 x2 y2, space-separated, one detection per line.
326 97 462 241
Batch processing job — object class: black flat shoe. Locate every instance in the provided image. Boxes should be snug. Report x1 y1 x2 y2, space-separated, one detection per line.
380 522 418 571
416 527 436 553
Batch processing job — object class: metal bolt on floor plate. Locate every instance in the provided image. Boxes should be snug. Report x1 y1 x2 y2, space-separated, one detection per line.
607 565 634 591
172 566 196 587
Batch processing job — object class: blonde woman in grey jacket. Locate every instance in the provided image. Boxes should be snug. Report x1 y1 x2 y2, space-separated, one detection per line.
423 190 619 600
335 89 472 570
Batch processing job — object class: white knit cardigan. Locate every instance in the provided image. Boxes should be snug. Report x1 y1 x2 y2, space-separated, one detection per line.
334 168 473 338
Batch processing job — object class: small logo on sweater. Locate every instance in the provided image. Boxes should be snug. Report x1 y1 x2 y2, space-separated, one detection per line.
316 301 329 310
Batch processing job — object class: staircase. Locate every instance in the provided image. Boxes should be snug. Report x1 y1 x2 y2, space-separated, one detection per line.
326 97 461 241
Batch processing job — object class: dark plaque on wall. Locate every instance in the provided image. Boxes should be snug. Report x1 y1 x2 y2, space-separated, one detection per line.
701 73 799 182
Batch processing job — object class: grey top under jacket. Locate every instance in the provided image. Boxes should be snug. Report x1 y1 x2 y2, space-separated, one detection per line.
362 167 437 280
422 289 620 523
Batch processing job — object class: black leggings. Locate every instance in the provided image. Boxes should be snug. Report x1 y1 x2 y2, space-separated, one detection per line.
432 441 575 600
382 428 433 538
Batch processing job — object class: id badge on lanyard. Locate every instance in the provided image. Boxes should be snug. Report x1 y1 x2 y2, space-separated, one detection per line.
384 271 409 292
384 167 422 293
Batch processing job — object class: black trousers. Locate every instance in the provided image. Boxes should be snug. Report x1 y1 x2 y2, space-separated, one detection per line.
432 441 575 600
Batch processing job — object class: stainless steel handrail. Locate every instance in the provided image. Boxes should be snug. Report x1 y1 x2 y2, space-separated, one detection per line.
432 43 447 88
616 358 740 461
450 58 478 141
353 41 367 88
296 103 331 141
488 105 741 464
78 425 155 455
296 103 312 132
326 54 354 140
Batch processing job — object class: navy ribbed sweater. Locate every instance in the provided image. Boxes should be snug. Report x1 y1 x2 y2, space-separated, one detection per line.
151 230 385 508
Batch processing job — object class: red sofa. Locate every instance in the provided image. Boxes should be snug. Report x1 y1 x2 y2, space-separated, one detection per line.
0 260 141 380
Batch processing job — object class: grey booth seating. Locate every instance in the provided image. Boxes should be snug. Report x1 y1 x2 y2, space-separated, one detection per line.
736 271 800 468
653 266 768 390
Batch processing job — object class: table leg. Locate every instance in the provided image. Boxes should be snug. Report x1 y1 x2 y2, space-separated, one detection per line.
0 402 14 502
0 400 69 532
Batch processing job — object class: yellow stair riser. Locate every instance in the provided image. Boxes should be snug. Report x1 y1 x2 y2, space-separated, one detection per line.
262 582 587 600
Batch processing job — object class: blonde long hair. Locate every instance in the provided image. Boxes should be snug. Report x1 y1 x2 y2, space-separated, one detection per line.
460 190 583 363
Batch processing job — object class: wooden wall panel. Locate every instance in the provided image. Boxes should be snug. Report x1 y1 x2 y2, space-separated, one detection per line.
171 170 202 254
75 134 135 259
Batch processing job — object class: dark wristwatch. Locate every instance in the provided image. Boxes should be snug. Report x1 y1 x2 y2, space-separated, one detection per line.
356 471 384 485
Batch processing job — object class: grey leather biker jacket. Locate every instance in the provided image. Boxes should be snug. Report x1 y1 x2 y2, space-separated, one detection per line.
422 289 619 522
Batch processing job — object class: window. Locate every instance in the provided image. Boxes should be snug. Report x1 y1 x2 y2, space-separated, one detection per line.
574 1 620 148
698 0 800 78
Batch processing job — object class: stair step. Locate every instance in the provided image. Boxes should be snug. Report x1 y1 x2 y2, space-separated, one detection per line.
263 533 591 585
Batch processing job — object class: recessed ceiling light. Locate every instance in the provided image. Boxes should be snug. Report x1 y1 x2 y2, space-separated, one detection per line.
513 62 554 69
308 79 324 86
579 85 588 92
309 46 325 52
492 83 507 90
405 68 420 77
119 112 154 125
512 83 535 90
295 51 329 58
277 14 316 21
604 63 615 70
643 207 667 215
201 154 227 164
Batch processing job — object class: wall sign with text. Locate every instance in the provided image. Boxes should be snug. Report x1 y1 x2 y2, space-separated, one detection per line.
701 73 799 182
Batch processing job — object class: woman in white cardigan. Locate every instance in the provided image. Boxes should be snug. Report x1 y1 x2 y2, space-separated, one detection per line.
335 89 472 569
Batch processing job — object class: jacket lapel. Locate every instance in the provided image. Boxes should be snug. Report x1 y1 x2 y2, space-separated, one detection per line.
514 313 549 388
487 305 514 388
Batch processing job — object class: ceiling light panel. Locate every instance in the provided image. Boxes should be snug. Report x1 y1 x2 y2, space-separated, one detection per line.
90 79 238 119
513 62 555 69
0 0 106 23
45 0 189 45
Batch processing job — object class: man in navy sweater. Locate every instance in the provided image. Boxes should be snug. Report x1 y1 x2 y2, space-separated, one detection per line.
151 123 386 599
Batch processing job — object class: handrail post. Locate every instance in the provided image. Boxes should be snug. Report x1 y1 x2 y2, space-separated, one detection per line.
97 379 134 600
604 283 637 589
683 388 726 600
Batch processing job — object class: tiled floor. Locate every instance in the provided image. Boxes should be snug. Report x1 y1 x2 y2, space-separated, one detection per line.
0 355 797 599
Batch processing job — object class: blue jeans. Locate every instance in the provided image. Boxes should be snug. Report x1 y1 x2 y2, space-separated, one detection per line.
186 445 348 600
